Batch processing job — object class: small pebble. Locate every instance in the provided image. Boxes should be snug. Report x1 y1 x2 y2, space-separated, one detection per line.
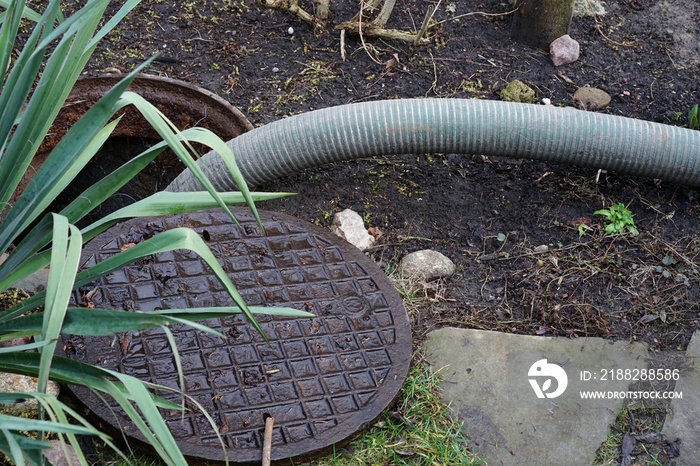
272 67 279 73
542 98 552 105
287 27 294 35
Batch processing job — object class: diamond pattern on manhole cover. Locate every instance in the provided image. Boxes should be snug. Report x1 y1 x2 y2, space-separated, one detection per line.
58 208 411 464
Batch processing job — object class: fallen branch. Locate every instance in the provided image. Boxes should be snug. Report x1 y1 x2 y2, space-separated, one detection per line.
256 0 325 30
262 416 274 466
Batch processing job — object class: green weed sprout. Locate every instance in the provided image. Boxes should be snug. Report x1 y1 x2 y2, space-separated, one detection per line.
689 104 699 130
594 203 639 235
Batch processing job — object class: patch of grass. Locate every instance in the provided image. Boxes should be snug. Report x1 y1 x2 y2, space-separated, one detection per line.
308 363 481 466
593 401 670 466
93 363 481 466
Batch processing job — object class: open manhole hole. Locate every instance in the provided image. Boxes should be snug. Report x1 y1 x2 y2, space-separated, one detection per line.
58 208 411 464
10 74 253 228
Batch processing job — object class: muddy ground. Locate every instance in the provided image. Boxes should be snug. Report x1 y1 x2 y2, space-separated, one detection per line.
74 0 700 353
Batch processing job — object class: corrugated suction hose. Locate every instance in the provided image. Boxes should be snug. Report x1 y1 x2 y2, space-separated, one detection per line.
166 99 700 191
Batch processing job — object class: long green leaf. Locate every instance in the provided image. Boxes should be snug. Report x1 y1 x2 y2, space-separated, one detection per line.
82 191 293 238
0 191 290 296
2 125 292 282
0 55 155 256
2 228 265 336
0 415 96 435
0 0 27 86
0 306 312 337
116 93 253 228
38 215 82 394
0 120 119 254
0 0 41 22
0 428 25 466
0 0 109 206
0 352 181 409
0 0 62 156
0 340 51 353
0 60 155 287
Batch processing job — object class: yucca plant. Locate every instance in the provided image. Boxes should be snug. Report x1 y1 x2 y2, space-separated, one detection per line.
0 0 310 464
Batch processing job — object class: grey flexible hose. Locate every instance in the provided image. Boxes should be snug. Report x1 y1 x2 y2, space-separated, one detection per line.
166 99 700 191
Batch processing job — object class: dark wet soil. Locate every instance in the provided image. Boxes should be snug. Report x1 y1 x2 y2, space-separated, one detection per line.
73 0 700 353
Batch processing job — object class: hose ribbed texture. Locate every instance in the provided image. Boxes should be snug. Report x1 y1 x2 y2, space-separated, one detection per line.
166 99 700 191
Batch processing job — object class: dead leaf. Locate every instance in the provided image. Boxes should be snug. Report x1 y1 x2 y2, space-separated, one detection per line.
120 242 136 251
384 53 400 70
367 226 383 239
621 432 635 459
571 217 592 227
639 314 659 324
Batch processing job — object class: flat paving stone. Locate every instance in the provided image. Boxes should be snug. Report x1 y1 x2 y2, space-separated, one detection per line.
662 331 700 465
424 328 650 466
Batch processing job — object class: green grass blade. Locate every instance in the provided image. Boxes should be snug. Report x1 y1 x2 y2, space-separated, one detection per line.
118 374 188 465
0 0 108 207
82 190 293 239
0 61 154 286
0 57 156 255
37 215 82 393
0 340 50 353
0 306 311 337
0 119 119 252
0 192 290 295
193 128 265 228
0 0 62 156
87 0 139 49
0 428 25 466
0 415 97 435
2 228 265 335
116 92 244 226
0 0 27 86
0 352 181 410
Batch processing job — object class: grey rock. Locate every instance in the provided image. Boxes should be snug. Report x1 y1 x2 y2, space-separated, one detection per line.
534 244 549 254
573 0 606 17
43 439 82 466
499 80 536 104
550 34 580 66
425 327 649 466
573 87 611 109
0 253 49 293
330 209 375 251
0 373 60 416
662 331 700 465
399 250 456 282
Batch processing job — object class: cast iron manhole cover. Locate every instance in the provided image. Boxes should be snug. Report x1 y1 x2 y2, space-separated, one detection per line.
59 208 411 464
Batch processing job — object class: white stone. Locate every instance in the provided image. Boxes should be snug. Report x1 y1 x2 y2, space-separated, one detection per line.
0 373 60 417
330 209 375 251
550 35 580 67
541 98 552 105
399 249 456 282
287 27 294 35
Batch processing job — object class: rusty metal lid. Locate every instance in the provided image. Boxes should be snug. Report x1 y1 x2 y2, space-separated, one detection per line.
59 208 411 464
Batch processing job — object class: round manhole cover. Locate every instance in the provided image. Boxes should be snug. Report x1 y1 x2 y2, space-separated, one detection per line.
59 208 411 464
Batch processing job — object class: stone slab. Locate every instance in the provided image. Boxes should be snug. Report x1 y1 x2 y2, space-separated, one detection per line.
424 328 649 466
662 331 700 466
0 253 49 293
